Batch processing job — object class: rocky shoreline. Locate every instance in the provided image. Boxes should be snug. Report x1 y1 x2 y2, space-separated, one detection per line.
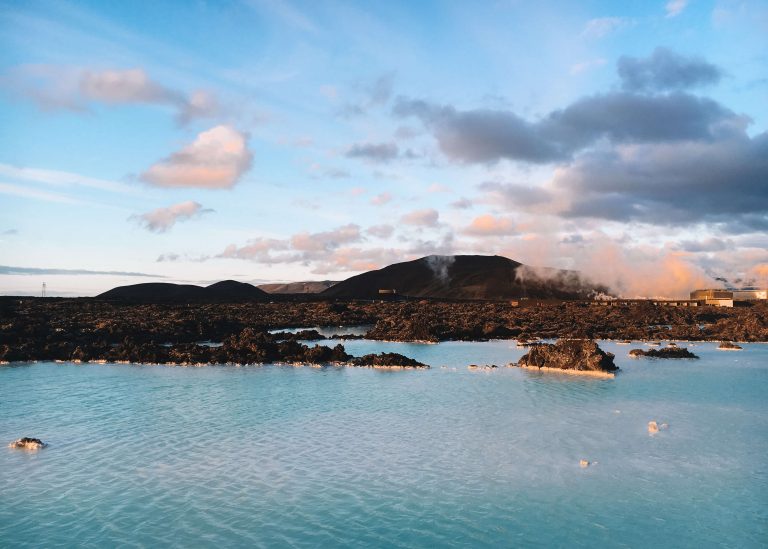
1 297 766 366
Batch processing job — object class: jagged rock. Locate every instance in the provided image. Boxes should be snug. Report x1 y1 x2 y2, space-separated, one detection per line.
629 347 699 359
351 352 427 368
718 341 743 350
9 437 47 450
517 339 618 374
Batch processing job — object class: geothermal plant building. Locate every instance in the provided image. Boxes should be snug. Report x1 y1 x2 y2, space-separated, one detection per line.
690 288 768 307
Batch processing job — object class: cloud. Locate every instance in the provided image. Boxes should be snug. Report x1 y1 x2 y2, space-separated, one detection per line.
79 67 181 104
215 222 453 274
2 229 18 236
401 208 440 227
366 224 394 238
218 223 363 265
478 182 553 207
393 91 737 164
131 201 213 233
0 265 161 277
0 163 134 194
340 73 395 117
156 253 181 262
346 142 400 163
2 65 219 123
0 182 81 205
555 131 768 228
581 17 632 38
219 238 292 262
617 48 722 91
463 214 517 236
665 0 688 18
570 58 607 75
290 224 362 252
450 197 473 209
141 125 253 189
675 237 734 253
370 192 392 205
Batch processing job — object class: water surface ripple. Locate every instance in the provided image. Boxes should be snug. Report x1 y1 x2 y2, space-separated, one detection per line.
1 340 766 547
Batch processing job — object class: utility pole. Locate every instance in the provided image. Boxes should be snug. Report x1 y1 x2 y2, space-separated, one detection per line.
41 282 46 298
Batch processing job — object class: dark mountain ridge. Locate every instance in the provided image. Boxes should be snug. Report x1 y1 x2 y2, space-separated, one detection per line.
321 254 605 300
98 280 268 302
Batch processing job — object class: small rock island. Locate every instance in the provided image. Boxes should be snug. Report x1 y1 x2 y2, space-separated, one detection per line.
517 339 619 377
8 437 47 450
629 347 699 359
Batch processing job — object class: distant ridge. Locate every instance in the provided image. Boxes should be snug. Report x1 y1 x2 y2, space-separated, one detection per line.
258 280 338 294
322 254 604 300
98 280 268 302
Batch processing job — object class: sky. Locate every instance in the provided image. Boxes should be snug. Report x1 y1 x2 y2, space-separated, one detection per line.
0 0 767 297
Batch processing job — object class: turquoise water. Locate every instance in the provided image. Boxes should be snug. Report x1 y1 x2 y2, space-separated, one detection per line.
1 340 767 547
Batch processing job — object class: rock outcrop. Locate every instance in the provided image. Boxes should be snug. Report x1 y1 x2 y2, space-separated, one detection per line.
629 347 699 359
9 437 47 450
718 341 743 350
517 339 618 375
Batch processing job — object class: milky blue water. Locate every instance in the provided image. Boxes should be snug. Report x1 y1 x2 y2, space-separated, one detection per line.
2 340 767 548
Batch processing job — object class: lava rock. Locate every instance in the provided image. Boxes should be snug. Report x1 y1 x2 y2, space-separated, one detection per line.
9 437 47 450
518 339 618 373
629 347 699 359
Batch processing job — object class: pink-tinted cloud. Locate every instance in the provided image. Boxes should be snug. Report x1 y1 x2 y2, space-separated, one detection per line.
141 125 253 189
401 208 440 227
131 200 212 233
367 224 395 238
464 214 517 236
370 192 392 206
3 65 218 123
290 224 362 252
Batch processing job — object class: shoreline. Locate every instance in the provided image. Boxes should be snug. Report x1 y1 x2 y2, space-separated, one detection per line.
516 364 617 378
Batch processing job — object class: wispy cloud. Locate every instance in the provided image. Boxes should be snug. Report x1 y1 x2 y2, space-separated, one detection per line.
0 265 162 277
581 17 632 39
2 65 219 124
665 0 688 18
0 182 81 204
0 163 135 194
131 201 213 233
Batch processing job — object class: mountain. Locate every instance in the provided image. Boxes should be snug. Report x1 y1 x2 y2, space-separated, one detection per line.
321 255 604 300
258 281 338 294
98 280 268 302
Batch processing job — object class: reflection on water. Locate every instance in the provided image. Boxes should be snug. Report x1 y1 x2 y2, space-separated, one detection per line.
1 340 766 548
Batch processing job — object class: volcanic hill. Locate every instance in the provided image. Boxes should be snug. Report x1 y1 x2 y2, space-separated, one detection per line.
98 280 269 302
321 254 604 300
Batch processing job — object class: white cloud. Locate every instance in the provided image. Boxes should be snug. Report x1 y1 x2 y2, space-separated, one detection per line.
0 182 81 204
131 201 213 233
570 58 607 75
665 0 688 18
581 17 632 38
141 125 253 189
0 163 134 194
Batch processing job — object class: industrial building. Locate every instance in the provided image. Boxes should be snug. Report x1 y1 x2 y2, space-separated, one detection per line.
689 288 767 307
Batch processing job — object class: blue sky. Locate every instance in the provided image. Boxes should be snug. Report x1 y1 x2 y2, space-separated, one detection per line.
1 0 767 297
